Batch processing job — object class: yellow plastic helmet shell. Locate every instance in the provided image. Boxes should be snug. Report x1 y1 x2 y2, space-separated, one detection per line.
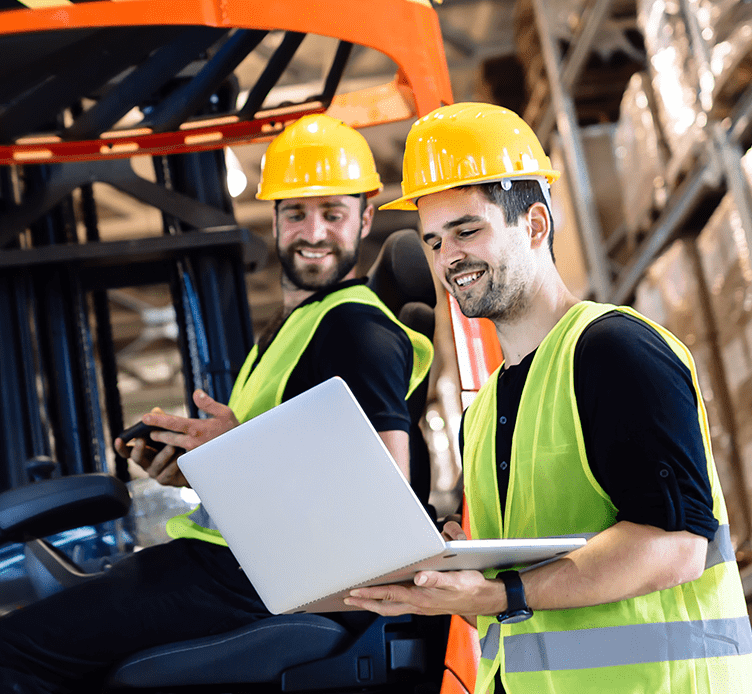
256 114 382 200
380 102 560 210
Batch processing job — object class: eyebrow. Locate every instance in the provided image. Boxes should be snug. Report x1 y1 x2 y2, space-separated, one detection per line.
443 214 484 230
422 214 485 244
277 201 349 212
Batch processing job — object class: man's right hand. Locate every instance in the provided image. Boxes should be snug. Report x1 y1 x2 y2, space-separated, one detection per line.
114 389 239 488
114 410 188 487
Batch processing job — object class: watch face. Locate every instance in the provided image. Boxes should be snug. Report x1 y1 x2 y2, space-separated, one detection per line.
498 608 533 624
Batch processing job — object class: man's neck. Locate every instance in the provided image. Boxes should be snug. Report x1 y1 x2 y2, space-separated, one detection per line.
280 269 359 313
282 285 314 314
495 277 580 368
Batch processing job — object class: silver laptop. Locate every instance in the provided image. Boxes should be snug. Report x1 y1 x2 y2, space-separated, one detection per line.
177 377 585 614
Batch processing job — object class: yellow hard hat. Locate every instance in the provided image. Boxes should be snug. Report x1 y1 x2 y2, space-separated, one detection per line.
380 102 560 211
256 114 382 200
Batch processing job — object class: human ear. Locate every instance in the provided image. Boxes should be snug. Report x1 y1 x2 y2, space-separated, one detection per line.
527 202 549 249
360 203 374 240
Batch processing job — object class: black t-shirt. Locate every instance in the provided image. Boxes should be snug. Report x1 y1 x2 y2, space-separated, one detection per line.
461 311 718 540
254 279 414 434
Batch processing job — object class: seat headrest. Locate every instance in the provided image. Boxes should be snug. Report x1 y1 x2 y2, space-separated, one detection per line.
366 229 436 316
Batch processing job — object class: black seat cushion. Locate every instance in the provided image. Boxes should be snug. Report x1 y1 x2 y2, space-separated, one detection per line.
108 614 349 687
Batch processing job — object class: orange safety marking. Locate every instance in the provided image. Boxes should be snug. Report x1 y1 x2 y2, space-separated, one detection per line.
447 293 503 393
440 495 480 694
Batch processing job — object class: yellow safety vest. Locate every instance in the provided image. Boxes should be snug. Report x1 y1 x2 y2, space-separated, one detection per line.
167 284 434 545
463 301 752 694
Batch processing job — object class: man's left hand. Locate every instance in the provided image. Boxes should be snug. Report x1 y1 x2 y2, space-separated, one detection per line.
344 569 505 619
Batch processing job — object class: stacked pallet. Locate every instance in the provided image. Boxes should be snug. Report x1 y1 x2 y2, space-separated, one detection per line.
691 0 752 119
613 71 670 244
633 236 751 552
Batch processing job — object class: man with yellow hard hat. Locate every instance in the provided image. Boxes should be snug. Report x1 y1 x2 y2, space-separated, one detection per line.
0 114 433 692
345 102 752 693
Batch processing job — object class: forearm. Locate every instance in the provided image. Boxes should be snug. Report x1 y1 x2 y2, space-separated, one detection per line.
346 521 709 618
522 521 708 611
378 429 410 482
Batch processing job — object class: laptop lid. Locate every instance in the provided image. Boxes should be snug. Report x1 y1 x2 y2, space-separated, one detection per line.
177 377 447 614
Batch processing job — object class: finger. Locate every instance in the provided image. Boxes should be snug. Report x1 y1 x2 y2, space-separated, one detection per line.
142 411 191 433
193 390 227 417
442 521 467 541
128 438 156 469
113 437 129 458
349 584 413 602
343 597 414 616
144 446 178 478
149 429 188 450
414 571 451 588
155 461 187 487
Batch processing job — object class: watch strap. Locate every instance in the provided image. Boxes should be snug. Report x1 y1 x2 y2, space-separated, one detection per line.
496 570 533 623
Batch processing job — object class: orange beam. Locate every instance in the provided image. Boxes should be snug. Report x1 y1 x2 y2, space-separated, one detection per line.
447 293 503 394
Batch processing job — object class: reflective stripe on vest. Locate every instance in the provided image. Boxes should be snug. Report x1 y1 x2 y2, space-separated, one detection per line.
463 301 752 694
166 284 434 545
501 615 752 672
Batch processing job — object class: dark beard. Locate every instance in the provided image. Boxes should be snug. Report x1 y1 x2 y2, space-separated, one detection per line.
277 238 360 291
449 261 527 323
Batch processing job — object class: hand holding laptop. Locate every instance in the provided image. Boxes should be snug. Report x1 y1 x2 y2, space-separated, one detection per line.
345 568 505 621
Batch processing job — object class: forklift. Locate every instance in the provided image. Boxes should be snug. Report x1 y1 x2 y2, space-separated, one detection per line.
0 1 493 690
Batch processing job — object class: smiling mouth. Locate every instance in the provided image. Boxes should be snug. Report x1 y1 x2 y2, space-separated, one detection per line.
451 270 485 289
297 248 330 260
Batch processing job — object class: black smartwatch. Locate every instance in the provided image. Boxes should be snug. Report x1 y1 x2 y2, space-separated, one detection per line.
496 570 533 624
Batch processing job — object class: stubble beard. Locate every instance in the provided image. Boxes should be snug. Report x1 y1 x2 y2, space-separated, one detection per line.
450 261 529 324
277 238 360 292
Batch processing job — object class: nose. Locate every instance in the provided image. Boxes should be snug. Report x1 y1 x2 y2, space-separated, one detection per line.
437 235 464 269
299 212 329 244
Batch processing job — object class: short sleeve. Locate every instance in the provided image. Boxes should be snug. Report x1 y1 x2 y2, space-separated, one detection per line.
574 312 718 540
284 303 414 433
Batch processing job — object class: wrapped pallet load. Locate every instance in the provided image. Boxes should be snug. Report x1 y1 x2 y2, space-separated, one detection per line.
689 0 752 118
613 71 670 241
634 238 750 548
696 188 752 551
637 0 706 184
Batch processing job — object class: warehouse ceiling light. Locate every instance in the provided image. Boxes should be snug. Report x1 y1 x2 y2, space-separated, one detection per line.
225 147 248 198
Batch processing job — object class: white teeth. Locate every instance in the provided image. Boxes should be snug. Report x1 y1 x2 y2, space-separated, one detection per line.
299 249 328 259
454 271 483 287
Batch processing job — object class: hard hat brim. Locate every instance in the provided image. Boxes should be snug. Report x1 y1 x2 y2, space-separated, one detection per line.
378 169 561 211
257 183 383 201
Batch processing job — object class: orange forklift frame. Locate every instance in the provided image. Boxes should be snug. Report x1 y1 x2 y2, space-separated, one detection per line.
0 0 452 164
0 2 501 691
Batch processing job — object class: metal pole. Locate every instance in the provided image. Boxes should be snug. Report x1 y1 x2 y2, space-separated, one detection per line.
610 158 719 304
531 0 612 301
537 0 616 145
713 123 752 263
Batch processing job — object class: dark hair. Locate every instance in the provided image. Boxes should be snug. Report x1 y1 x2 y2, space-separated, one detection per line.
473 180 555 262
